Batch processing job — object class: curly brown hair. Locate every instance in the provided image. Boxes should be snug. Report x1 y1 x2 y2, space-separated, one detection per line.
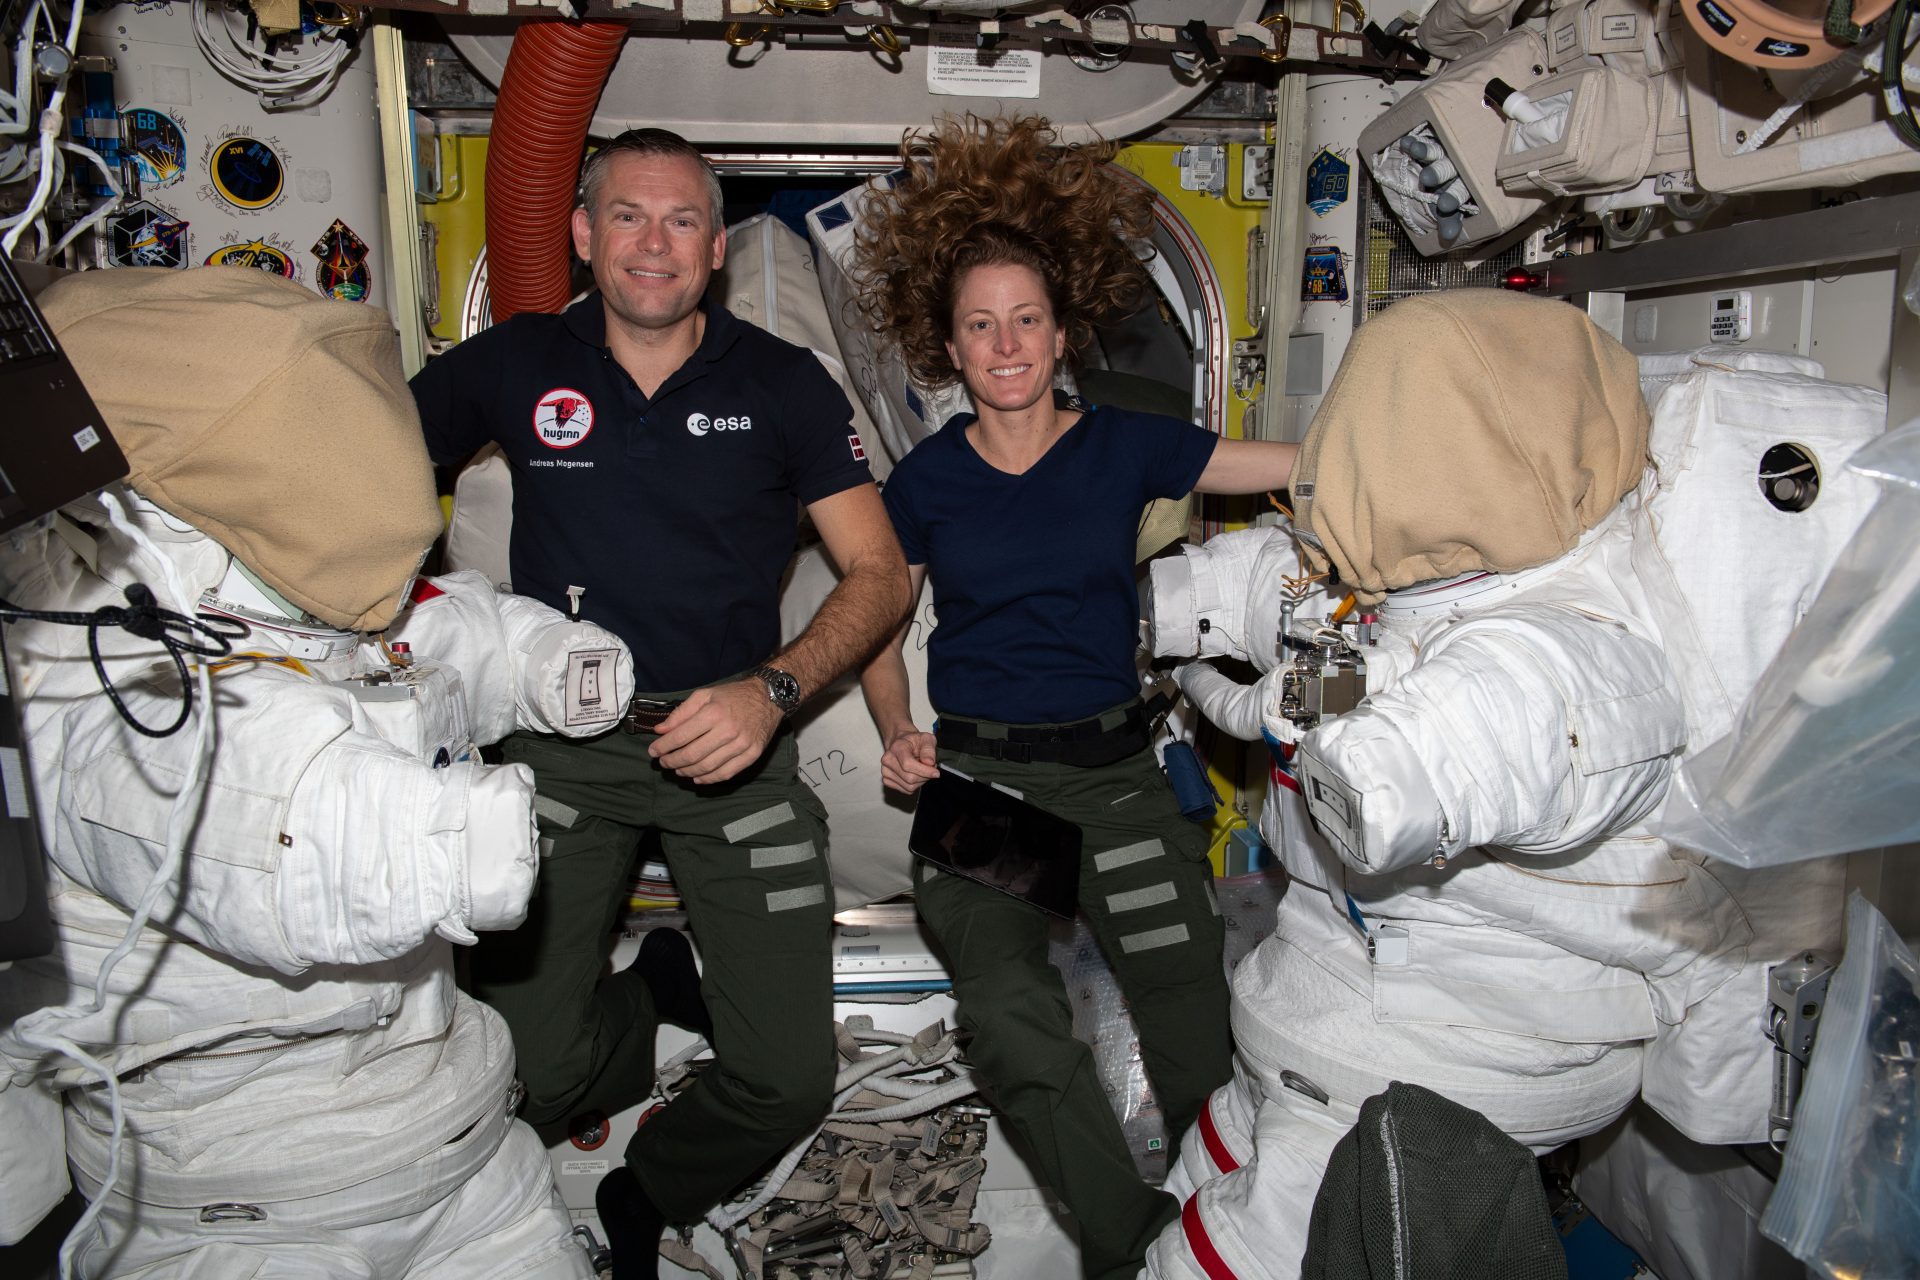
850 114 1156 389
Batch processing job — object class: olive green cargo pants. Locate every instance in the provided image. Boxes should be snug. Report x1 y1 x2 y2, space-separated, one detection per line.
470 725 836 1222
917 730 1233 1280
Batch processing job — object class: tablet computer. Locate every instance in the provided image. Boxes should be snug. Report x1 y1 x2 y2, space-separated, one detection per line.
909 768 1083 919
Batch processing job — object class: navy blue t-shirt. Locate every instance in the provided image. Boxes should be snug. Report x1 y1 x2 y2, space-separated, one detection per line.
884 405 1218 724
410 293 873 691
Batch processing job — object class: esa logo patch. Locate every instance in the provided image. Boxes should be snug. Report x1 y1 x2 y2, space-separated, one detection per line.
687 412 752 437
534 388 595 449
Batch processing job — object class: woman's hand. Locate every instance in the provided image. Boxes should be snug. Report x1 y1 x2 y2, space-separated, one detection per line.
879 727 941 794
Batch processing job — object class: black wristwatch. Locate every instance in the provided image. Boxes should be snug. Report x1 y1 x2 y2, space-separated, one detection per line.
748 664 803 715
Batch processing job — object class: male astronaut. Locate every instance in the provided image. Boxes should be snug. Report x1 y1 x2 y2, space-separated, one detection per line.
0 266 634 1278
1144 289 1756 1277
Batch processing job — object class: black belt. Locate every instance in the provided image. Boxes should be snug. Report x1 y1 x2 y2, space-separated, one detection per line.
935 705 1150 768
621 695 685 734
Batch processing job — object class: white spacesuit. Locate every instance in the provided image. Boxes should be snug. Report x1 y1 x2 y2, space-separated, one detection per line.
0 267 634 1278
1143 290 1882 1278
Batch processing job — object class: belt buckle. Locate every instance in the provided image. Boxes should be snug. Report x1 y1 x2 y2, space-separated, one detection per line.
623 697 680 734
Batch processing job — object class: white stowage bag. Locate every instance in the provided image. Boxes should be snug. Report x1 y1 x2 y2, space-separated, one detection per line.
777 545 928 909
807 184 973 468
715 214 892 482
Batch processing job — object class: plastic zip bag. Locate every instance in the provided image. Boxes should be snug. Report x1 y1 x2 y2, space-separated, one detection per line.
1761 891 1920 1277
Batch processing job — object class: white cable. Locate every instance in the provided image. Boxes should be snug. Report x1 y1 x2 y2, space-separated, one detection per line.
1 0 49 138
47 140 123 259
1737 42 1877 155
2 491 218 1279
191 0 353 111
0 0 85 256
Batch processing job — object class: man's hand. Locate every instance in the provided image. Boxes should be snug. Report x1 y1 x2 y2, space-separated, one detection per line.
648 680 784 784
878 727 940 795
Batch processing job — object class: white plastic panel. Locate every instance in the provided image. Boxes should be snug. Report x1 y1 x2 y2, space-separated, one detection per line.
80 3 389 309
444 15 1262 148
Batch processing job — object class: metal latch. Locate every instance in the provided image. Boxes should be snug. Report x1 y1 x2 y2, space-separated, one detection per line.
1768 951 1835 1150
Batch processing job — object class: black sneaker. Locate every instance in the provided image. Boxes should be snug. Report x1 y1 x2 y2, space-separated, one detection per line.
594 1166 664 1280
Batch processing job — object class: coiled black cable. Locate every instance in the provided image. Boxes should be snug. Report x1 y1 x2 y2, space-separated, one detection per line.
0 585 249 737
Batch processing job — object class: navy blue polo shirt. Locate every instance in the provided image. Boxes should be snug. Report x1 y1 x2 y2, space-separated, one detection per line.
410 293 873 691
883 405 1218 724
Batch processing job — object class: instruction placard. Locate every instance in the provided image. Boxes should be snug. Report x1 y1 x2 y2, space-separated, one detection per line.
926 25 1042 98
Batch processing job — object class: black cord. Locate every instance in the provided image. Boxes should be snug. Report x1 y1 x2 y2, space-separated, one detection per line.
1889 0 1920 149
0 585 249 737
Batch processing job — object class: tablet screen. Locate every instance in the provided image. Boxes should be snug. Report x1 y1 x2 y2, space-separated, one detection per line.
908 769 1083 919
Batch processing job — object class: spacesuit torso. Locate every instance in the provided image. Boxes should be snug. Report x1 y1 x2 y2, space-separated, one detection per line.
0 498 622 1276
1144 341 1888 1280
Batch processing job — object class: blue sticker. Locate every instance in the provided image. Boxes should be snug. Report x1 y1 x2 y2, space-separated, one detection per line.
1306 148 1350 217
814 201 852 232
210 135 284 210
122 108 187 188
1301 246 1348 303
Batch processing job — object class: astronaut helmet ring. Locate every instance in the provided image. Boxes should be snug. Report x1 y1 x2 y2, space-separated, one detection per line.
1682 0 1895 68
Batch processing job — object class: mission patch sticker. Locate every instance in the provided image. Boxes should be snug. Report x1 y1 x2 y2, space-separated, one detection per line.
311 218 372 301
533 388 595 449
1306 148 1350 217
208 134 285 210
1301 245 1349 303
108 201 189 268
206 235 298 278
122 109 187 188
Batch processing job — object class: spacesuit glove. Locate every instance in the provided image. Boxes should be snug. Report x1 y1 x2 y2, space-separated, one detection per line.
1295 712 1453 875
280 745 539 965
454 761 542 939
493 593 636 738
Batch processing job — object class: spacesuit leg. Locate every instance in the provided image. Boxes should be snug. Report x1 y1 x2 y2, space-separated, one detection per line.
406 1123 592 1280
627 731 837 1223
1143 1085 1356 1280
470 732 657 1127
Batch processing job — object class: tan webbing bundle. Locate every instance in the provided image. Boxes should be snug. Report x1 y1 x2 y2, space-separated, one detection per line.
667 1018 992 1279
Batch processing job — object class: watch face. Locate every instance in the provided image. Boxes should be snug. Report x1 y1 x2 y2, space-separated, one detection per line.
761 667 801 711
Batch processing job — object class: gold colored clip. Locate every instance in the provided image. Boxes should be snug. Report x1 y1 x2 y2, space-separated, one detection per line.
1257 11 1292 60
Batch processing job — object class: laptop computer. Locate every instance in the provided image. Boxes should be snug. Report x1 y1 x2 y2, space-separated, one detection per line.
0 255 131 961
909 767 1083 919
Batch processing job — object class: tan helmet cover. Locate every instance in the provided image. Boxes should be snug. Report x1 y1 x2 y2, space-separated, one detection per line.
40 267 443 632
1293 289 1648 606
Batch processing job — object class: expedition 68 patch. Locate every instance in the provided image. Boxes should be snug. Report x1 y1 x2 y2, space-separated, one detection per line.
533 388 595 449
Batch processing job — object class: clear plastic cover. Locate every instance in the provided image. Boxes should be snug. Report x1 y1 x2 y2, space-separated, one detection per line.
1659 419 1920 867
1046 870 1287 1177
1760 891 1920 1277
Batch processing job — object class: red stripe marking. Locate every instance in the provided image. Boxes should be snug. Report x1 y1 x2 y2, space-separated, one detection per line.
1181 1194 1239 1280
1199 1097 1241 1174
407 577 446 605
